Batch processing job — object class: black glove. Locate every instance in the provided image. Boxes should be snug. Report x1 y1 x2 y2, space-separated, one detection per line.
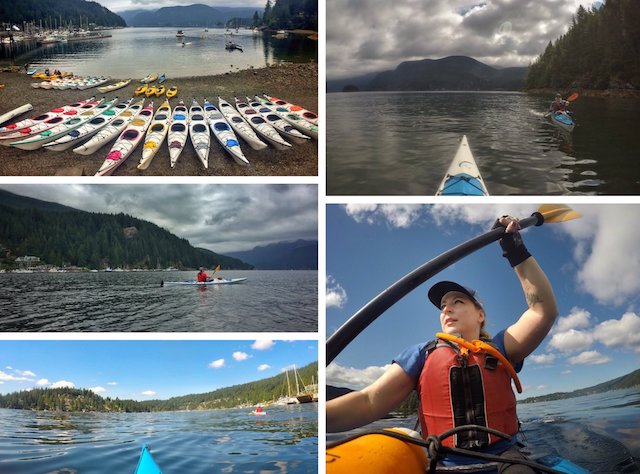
492 217 531 267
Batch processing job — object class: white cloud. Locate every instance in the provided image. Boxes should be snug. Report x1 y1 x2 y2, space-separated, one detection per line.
529 353 556 364
561 205 640 304
554 307 592 333
0 370 28 382
252 340 275 350
107 382 118 386
326 362 390 390
342 204 425 228
561 370 572 375
326 276 348 308
568 350 611 365
593 313 640 349
50 380 75 389
17 370 36 377
209 358 225 369
233 352 250 361
90 386 106 394
257 364 271 371
547 329 594 353
141 390 157 397
36 378 49 386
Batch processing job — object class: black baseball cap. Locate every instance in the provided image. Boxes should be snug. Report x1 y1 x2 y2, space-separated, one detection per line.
428 281 484 309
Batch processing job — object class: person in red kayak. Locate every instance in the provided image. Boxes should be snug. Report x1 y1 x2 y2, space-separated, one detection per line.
327 215 558 472
197 267 210 282
256 406 263 413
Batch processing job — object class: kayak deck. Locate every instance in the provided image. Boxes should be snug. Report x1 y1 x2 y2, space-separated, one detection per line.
161 277 247 287
436 135 489 196
135 444 162 474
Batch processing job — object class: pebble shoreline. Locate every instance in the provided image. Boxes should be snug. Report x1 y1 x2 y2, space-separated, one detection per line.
0 62 318 176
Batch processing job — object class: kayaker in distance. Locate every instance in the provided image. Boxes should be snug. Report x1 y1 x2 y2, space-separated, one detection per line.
326 215 559 472
197 267 210 282
549 93 568 112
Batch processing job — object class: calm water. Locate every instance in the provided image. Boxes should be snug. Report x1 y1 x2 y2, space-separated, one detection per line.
0 270 317 332
0 404 318 473
327 91 640 195
327 388 640 473
4 27 317 78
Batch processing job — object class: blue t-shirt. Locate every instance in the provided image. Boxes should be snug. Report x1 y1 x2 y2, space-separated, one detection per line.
392 330 523 465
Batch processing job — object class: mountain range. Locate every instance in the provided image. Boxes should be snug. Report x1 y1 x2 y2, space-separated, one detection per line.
327 56 528 92
226 239 318 270
118 4 259 27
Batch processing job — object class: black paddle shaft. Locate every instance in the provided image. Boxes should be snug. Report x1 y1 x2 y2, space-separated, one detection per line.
326 213 544 365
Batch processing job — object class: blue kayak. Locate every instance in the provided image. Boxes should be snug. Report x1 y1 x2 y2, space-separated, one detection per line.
436 135 489 196
135 444 162 474
549 111 575 132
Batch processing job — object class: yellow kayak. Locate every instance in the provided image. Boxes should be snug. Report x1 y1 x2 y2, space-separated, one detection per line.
145 84 157 97
166 86 178 98
155 85 165 97
135 84 148 96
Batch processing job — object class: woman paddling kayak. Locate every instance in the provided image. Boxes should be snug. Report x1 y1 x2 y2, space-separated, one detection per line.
327 215 559 472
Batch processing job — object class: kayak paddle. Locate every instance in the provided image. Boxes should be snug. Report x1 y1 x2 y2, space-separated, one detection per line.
567 92 579 101
326 204 583 365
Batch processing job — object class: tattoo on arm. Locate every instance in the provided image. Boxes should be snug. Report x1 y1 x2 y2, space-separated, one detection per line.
526 291 544 307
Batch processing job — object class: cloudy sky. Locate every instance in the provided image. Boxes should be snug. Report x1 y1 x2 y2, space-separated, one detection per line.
0 184 317 253
326 203 640 398
0 339 317 400
98 0 265 14
328 0 603 80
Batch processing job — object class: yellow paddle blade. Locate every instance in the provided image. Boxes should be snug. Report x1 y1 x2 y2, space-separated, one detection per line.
538 204 583 223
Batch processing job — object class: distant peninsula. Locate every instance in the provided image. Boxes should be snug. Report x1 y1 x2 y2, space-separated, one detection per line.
520 368 640 404
0 362 318 413
327 56 528 93
225 239 318 270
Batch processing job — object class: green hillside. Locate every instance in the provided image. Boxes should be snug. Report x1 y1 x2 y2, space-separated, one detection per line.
0 189 252 270
1 0 125 27
0 362 318 412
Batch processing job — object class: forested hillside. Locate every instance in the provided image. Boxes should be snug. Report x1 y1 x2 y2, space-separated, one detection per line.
0 190 251 270
526 0 640 90
0 0 125 27
0 362 318 412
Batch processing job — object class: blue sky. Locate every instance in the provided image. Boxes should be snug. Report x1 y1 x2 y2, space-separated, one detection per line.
326 204 640 399
0 339 317 401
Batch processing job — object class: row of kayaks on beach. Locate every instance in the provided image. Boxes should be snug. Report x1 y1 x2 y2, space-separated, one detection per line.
135 83 178 99
0 94 318 175
31 75 112 90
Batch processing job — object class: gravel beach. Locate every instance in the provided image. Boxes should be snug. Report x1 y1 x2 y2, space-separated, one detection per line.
0 62 317 176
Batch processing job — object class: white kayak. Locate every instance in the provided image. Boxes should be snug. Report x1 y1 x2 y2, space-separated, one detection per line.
0 97 95 143
189 100 210 168
11 98 108 150
73 98 145 155
161 277 247 286
0 104 33 126
436 135 489 196
234 97 292 150
168 100 189 168
97 79 132 93
45 98 135 152
247 97 310 144
218 97 267 150
203 99 249 166
95 102 154 176
255 96 318 139
138 99 171 170
264 94 318 125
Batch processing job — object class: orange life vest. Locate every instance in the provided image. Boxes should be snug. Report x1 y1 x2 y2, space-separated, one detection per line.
416 336 519 449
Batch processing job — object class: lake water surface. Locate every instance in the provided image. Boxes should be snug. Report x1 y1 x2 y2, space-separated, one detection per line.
327 91 640 195
327 388 640 473
3 27 317 78
0 270 317 332
0 404 318 473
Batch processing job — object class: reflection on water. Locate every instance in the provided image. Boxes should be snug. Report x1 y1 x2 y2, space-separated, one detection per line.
327 91 640 195
1 405 318 473
2 28 317 78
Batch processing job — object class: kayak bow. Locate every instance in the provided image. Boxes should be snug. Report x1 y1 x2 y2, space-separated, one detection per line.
160 277 247 287
134 444 162 474
436 135 489 196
